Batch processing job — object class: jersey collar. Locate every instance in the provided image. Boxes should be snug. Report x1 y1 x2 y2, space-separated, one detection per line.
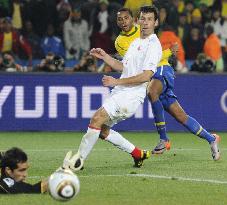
120 25 139 37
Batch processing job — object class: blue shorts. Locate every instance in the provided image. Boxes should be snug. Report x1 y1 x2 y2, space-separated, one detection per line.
153 65 177 110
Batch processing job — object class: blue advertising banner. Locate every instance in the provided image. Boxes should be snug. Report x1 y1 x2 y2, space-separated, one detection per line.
0 73 226 131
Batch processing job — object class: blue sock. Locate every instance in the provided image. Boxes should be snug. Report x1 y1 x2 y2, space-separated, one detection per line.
152 100 169 141
184 116 215 143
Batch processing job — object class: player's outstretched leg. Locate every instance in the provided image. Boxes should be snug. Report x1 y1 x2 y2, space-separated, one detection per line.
167 101 221 160
183 116 221 160
101 129 150 168
63 107 110 171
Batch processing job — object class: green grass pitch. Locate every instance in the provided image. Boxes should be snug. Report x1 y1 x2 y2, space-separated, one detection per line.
0 132 226 205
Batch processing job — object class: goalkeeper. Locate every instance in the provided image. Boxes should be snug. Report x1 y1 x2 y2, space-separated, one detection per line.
0 147 48 194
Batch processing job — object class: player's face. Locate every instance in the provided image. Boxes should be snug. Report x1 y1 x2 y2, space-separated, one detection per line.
7 162 29 182
117 11 133 32
138 12 158 38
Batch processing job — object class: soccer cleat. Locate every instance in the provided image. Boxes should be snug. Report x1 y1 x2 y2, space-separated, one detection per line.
210 134 221 161
74 157 84 171
133 150 150 168
63 151 84 171
152 139 171 154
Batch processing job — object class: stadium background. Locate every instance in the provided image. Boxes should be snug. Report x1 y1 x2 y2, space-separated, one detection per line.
0 0 227 132
0 1 227 205
0 72 226 131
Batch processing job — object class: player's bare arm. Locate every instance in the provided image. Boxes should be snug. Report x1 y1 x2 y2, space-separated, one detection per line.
90 48 123 71
102 70 154 87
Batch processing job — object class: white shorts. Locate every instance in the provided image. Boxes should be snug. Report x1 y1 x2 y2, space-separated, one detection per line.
102 90 143 127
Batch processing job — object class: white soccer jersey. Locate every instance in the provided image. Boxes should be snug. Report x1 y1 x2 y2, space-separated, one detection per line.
103 34 162 126
112 33 162 100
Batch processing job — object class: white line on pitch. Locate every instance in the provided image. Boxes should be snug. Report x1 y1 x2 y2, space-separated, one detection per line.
28 174 227 184
79 174 227 184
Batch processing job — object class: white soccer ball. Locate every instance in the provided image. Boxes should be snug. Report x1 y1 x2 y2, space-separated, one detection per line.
48 169 80 201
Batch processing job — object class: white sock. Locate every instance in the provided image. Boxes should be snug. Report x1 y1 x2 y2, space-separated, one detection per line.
78 127 101 160
105 129 135 154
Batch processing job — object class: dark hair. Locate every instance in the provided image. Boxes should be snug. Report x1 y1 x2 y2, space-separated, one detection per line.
139 5 159 20
117 8 133 17
162 24 175 31
205 24 214 36
0 147 27 176
185 0 194 6
3 17 12 23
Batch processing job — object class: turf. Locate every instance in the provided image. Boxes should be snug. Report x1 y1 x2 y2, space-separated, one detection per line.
0 132 226 205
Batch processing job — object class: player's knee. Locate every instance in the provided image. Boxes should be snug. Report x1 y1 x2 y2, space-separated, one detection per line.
90 115 102 127
148 91 159 102
91 107 110 128
90 109 108 127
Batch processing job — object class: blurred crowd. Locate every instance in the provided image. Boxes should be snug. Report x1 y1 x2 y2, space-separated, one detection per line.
0 0 226 73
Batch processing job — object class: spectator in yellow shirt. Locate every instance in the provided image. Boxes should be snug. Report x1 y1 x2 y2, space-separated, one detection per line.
124 0 152 18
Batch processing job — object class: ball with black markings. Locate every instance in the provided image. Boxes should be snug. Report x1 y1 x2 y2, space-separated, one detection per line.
48 169 80 201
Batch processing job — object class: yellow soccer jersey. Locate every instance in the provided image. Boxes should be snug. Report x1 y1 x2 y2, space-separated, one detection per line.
115 25 140 57
158 49 171 67
115 25 171 67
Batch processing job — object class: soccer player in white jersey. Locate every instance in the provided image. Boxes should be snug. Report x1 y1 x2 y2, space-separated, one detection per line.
63 6 162 171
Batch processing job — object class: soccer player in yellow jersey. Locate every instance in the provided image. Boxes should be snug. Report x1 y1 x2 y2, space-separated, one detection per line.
114 8 140 57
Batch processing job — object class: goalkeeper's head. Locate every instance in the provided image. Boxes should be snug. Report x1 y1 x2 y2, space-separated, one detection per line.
0 147 29 182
